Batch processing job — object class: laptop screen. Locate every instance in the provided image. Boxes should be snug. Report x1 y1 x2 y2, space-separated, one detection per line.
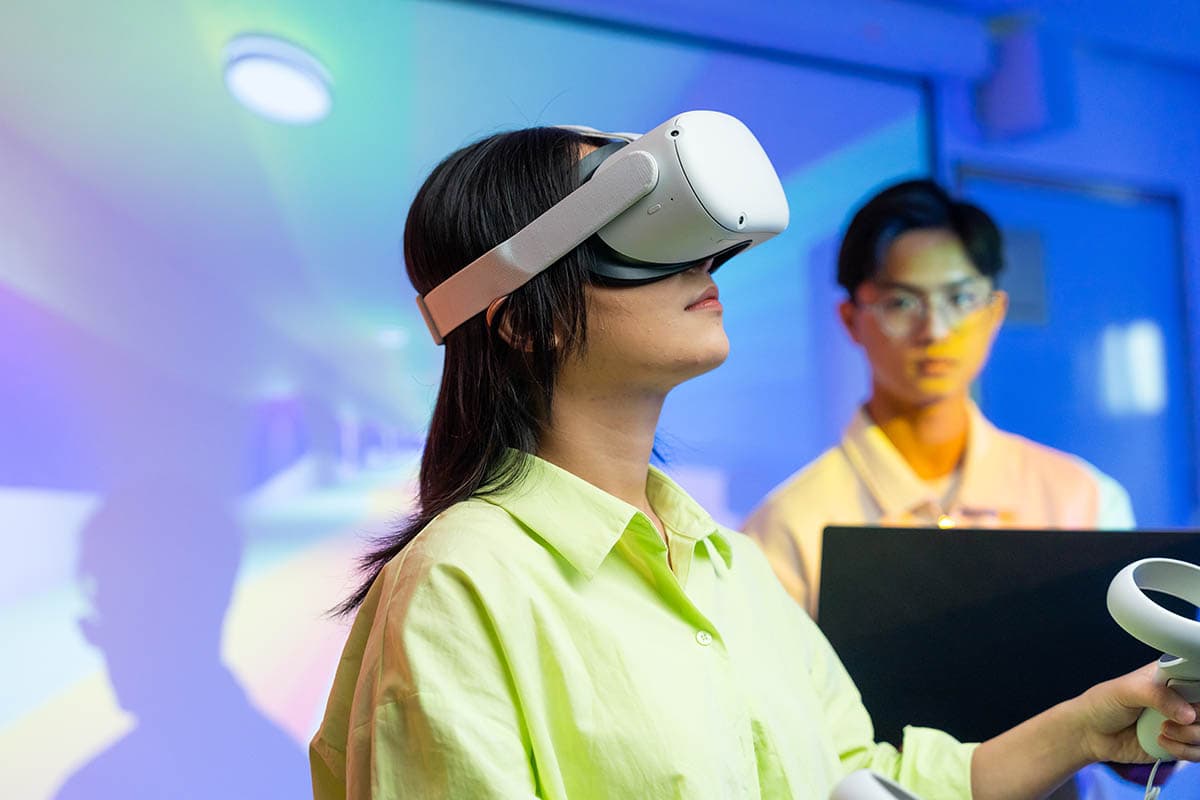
817 526 1200 746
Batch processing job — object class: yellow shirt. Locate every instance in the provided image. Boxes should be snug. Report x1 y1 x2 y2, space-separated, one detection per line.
310 453 975 799
744 402 1135 615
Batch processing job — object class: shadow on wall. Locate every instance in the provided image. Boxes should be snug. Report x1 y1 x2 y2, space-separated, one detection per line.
55 483 309 799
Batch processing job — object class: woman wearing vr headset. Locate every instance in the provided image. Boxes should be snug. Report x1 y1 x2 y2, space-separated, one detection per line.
310 121 1200 800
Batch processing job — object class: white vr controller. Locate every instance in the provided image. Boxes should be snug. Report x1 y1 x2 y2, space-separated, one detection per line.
831 770 925 800
1107 557 1200 760
827 559 1200 798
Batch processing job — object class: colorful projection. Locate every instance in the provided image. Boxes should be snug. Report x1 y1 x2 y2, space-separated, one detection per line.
0 2 927 797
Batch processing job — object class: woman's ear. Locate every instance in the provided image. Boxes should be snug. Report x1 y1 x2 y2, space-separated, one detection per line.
486 296 517 346
487 297 561 352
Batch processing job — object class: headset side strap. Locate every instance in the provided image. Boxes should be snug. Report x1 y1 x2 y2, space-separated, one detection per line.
416 149 658 344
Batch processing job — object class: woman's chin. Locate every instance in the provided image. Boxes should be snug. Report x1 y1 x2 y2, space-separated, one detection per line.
673 341 731 383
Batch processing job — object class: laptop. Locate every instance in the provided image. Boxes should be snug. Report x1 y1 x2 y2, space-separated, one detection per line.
817 526 1200 747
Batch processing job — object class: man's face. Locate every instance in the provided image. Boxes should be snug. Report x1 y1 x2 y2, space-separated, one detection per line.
840 227 1008 409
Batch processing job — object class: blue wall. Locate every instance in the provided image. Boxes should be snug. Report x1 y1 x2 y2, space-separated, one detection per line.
496 1 1200 525
938 37 1200 524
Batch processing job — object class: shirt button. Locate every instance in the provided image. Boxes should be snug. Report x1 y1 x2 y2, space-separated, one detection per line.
695 630 713 646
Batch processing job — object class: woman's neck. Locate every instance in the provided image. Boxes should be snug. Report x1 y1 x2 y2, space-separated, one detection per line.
536 386 665 534
864 390 971 480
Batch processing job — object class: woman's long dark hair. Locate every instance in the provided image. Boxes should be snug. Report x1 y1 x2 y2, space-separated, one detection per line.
336 127 605 614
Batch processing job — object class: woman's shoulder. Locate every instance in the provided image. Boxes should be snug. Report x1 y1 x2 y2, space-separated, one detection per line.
375 497 559 598
400 497 524 561
425 496 523 537
717 525 793 583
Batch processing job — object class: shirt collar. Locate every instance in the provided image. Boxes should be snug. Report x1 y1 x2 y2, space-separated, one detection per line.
841 400 1018 519
955 402 1021 515
480 451 731 579
840 408 936 518
648 467 734 581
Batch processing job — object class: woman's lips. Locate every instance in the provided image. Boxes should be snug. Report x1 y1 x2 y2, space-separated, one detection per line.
686 286 721 311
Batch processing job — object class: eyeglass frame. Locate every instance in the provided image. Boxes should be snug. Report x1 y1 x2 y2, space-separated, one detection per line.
853 275 1000 340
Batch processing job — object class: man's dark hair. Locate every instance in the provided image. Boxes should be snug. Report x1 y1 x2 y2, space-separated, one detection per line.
837 178 1003 296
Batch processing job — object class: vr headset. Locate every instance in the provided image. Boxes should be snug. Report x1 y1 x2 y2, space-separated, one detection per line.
415 110 790 344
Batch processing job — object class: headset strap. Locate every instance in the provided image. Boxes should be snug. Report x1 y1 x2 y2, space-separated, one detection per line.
416 148 658 344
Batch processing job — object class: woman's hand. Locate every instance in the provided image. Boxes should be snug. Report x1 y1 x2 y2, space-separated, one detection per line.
1073 662 1200 764
972 662 1200 800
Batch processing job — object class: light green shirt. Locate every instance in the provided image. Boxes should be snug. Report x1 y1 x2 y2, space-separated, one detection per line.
310 454 976 799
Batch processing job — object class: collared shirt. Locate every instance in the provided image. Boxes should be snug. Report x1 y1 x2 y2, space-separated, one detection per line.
743 402 1135 615
310 453 975 799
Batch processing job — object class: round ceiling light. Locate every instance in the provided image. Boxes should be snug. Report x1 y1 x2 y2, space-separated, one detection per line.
224 34 332 124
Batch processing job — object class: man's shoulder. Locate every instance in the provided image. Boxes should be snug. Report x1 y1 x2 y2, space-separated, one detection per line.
987 424 1109 481
745 445 860 527
763 445 859 505
982 421 1135 527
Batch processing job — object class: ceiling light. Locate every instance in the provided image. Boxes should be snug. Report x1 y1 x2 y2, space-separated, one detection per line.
224 34 332 125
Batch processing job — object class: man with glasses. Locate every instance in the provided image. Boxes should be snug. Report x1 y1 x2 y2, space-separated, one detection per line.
744 179 1134 617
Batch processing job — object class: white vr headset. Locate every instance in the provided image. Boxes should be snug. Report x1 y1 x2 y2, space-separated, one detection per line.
415 110 790 344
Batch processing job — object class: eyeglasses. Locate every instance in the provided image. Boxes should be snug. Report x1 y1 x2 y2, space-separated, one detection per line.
858 277 997 340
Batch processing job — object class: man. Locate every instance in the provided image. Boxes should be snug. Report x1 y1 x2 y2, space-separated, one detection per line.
744 179 1133 617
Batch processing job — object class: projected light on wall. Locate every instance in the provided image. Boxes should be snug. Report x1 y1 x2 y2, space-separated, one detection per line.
223 34 332 124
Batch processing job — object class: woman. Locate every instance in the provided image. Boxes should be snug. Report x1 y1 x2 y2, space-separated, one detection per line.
310 126 1199 800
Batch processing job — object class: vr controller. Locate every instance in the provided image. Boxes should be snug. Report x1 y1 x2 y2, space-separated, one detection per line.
827 558 1200 799
1107 558 1200 760
831 770 925 800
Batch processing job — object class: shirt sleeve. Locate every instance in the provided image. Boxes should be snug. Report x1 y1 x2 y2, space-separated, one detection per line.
344 562 541 800
1087 466 1136 529
796 590 977 800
